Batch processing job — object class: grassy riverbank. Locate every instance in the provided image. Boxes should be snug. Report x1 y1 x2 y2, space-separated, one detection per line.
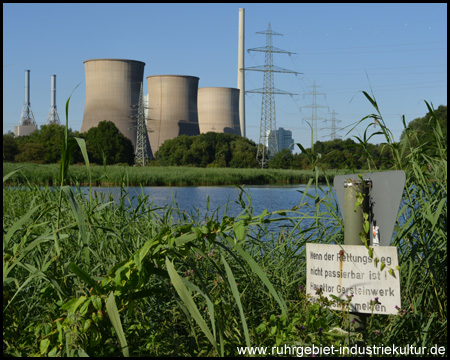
3 162 352 186
3 98 447 356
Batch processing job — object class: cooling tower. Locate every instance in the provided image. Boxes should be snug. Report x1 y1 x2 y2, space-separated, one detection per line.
147 75 200 155
198 87 241 136
81 59 145 149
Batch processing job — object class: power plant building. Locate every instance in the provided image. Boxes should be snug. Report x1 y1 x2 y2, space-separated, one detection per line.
14 70 37 137
146 75 200 155
80 58 146 149
197 87 241 135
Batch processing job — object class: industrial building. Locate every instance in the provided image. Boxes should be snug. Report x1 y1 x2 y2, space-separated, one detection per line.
14 9 248 158
197 87 241 135
146 75 200 155
80 58 146 149
268 127 295 152
14 70 38 137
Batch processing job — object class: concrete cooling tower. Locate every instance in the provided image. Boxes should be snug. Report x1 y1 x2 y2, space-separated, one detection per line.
147 75 200 155
81 59 145 149
197 87 241 136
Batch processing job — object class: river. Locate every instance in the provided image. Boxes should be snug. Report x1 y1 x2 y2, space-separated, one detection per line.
79 184 335 216
76 184 339 237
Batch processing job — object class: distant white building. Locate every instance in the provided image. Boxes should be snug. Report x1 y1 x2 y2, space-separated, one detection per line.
143 94 149 120
268 127 294 154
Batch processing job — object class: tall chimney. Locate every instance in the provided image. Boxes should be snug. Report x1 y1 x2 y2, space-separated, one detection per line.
24 69 30 106
19 69 36 126
238 8 246 137
15 69 37 136
51 75 56 108
47 74 60 124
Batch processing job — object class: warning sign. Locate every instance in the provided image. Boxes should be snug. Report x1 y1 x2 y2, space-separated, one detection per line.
306 243 401 315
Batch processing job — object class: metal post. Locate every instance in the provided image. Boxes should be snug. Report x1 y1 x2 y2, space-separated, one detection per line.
343 178 372 336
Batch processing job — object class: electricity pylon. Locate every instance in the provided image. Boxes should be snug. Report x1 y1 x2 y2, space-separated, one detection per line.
133 83 152 166
301 81 328 145
246 23 301 168
323 109 342 140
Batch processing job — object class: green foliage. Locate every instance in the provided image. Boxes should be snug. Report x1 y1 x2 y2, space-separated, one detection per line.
3 133 19 162
400 104 447 154
11 124 80 164
13 142 45 163
268 148 294 169
82 121 135 165
155 132 259 168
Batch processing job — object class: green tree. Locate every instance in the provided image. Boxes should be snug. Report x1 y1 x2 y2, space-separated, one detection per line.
9 124 81 164
3 133 19 162
400 104 447 155
156 135 195 166
34 124 66 163
14 143 45 163
155 132 259 168
229 137 259 168
268 148 294 169
189 133 216 167
83 121 134 165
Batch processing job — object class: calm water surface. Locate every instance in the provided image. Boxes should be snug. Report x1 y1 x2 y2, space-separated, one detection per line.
78 184 338 219
75 185 340 238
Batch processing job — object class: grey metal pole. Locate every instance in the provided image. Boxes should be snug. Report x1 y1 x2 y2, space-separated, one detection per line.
343 178 371 335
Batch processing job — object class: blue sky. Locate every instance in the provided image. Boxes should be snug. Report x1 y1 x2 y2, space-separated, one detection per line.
3 3 447 149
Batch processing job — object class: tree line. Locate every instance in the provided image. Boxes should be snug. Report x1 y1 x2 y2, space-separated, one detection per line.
3 105 446 169
3 121 135 166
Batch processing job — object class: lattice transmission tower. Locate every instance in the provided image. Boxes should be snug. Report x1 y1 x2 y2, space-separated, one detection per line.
246 23 301 168
301 81 328 145
322 109 342 140
132 83 152 166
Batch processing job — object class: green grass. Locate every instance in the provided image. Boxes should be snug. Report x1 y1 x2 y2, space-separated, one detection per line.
2 163 352 186
3 95 446 356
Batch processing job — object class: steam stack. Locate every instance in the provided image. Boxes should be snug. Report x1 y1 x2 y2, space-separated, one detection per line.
46 75 61 125
238 8 245 137
14 69 38 137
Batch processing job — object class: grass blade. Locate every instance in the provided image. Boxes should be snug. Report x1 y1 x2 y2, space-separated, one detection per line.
221 254 251 349
3 166 24 183
68 262 105 295
226 237 287 315
106 291 129 357
3 203 42 249
165 257 217 350
61 186 88 245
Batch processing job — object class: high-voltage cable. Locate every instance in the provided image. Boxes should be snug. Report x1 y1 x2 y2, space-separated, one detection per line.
301 81 328 145
245 23 301 168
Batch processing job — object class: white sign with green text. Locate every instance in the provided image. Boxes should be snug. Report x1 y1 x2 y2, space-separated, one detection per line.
306 243 401 315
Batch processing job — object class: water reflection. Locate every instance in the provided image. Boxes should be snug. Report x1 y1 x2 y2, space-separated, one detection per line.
76 184 340 239
78 184 337 218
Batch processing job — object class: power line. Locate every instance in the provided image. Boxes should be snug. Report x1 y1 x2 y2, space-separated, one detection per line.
301 81 328 145
245 22 301 168
321 109 342 141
